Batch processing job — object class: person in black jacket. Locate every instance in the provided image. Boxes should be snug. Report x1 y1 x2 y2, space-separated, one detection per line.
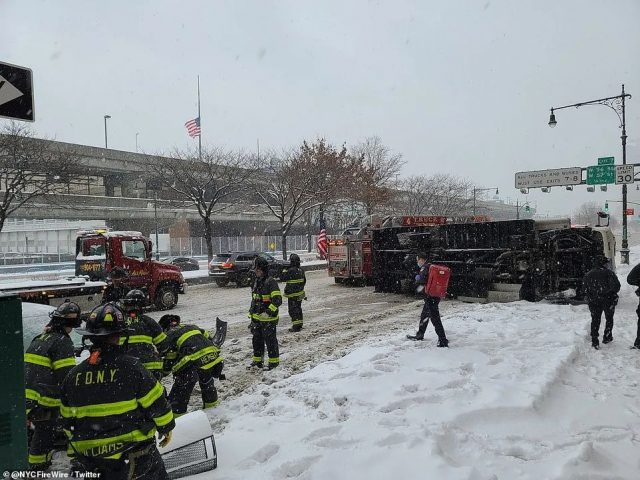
119 289 168 380
280 253 306 332
248 256 283 369
24 302 81 470
582 255 621 349
158 314 223 416
626 261 640 349
406 252 449 347
61 303 174 479
101 267 130 304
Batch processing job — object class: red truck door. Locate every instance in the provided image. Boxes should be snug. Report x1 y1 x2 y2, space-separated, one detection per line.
112 237 153 290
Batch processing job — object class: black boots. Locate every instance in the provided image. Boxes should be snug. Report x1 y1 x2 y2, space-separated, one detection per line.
437 338 449 348
288 326 302 333
603 332 613 344
406 334 424 341
592 339 600 350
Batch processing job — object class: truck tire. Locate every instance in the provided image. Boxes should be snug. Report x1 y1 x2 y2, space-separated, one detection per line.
155 286 179 310
215 279 229 288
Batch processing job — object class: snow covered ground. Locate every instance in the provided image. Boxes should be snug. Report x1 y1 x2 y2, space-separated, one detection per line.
188 253 640 480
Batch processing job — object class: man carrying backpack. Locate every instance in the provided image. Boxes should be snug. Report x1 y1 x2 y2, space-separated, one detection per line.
406 252 449 347
626 260 640 349
583 255 620 349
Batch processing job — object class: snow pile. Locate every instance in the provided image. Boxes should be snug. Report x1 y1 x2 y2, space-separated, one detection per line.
194 299 640 479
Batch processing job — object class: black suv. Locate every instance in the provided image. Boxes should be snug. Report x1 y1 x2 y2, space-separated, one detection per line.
209 252 290 287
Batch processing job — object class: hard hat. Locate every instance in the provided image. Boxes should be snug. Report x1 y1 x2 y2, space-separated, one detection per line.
121 289 146 310
50 301 82 328
289 253 301 267
254 256 269 273
159 314 181 331
76 303 132 337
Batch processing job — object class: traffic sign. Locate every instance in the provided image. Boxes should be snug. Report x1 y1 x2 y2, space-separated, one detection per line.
598 156 614 165
586 165 615 185
615 164 634 185
0 61 34 122
626 208 635 216
515 167 582 189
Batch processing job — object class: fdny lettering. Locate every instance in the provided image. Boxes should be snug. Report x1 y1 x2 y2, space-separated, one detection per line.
84 442 123 457
75 368 118 386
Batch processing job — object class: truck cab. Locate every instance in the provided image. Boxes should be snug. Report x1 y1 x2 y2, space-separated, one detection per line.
76 230 185 309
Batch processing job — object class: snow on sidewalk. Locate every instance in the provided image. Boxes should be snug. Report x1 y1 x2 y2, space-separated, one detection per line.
193 299 640 480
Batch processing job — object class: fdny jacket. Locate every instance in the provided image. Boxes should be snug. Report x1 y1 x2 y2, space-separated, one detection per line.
119 313 168 372
160 325 222 375
280 267 306 299
24 328 76 414
249 276 282 322
60 348 174 460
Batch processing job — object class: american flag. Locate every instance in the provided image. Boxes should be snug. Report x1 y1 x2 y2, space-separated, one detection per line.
184 117 201 138
317 219 327 259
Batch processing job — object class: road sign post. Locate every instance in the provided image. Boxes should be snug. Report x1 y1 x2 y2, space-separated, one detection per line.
0 61 34 122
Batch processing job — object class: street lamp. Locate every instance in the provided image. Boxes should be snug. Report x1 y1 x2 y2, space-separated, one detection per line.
103 115 111 149
548 84 632 263
154 191 160 260
473 187 499 216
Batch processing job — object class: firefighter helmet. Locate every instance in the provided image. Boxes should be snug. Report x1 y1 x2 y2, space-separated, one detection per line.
121 289 146 310
109 267 128 279
254 256 269 274
159 314 181 331
76 303 132 337
289 253 301 267
49 301 82 328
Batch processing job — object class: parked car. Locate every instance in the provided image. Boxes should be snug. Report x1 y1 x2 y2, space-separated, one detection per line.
161 256 200 271
209 252 289 287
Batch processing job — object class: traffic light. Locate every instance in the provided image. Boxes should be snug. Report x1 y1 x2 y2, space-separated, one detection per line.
604 202 609 212
525 205 530 213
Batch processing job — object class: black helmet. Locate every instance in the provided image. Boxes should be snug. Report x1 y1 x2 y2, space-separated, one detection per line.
76 303 132 337
159 314 181 331
254 256 269 273
109 267 128 280
289 253 301 267
50 301 82 328
121 289 146 310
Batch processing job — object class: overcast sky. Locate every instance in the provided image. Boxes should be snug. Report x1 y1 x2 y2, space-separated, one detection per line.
2 0 639 216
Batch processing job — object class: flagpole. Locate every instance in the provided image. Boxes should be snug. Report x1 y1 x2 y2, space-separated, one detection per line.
197 75 202 161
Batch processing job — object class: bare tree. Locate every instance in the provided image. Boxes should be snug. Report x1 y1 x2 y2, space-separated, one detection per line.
572 201 603 226
0 123 79 233
397 173 473 216
350 136 405 214
256 139 349 259
149 147 253 261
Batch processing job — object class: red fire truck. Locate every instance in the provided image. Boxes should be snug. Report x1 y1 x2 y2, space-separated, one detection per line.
328 216 448 285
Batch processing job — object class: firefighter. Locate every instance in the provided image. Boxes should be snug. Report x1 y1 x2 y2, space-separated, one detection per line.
158 314 223 416
406 252 449 347
60 303 174 479
582 255 620 349
102 266 130 303
627 261 640 349
280 253 306 332
248 256 282 369
119 289 167 380
24 301 80 470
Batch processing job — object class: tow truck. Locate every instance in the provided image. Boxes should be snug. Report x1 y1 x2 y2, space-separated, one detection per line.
0 229 185 310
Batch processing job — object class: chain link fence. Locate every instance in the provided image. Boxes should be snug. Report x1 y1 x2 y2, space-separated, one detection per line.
169 235 320 257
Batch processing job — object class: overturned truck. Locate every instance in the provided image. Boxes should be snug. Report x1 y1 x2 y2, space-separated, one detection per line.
372 218 615 302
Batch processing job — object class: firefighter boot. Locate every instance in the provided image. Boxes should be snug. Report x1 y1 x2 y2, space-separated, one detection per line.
406 334 424 341
437 338 449 348
592 338 600 350
248 360 264 369
603 331 613 344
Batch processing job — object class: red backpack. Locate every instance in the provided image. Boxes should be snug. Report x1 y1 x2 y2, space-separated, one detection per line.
425 264 451 298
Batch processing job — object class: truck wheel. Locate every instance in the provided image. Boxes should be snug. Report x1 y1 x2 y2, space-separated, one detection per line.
215 279 229 288
155 286 178 310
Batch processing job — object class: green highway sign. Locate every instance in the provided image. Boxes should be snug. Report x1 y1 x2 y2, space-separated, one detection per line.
587 165 615 185
598 156 615 165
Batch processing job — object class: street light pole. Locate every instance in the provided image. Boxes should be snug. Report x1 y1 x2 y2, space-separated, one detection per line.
103 115 111 148
135 132 139 152
154 191 160 260
473 187 499 216
548 84 632 264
